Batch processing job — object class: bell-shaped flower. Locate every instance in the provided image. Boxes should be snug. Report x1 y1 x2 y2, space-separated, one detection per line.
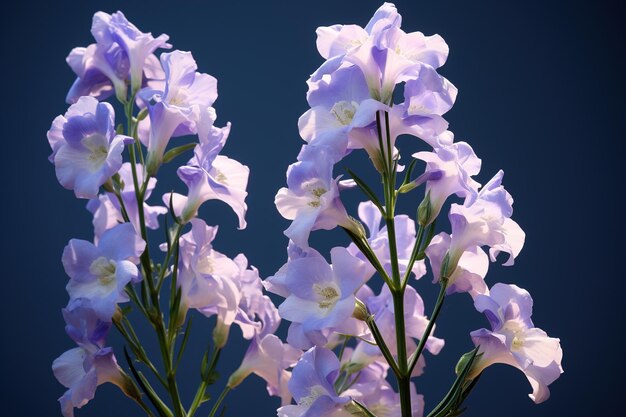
62 223 145 321
62 298 111 348
413 136 481 225
347 201 427 280
228 334 302 406
275 146 354 248
87 163 167 242
403 65 457 118
53 346 127 417
175 219 240 317
311 3 401 89
172 121 249 228
300 66 386 158
265 241 327 298
91 11 171 94
274 247 371 349
426 232 490 297
362 285 444 375
446 170 525 275
366 25 449 103
277 347 352 417
48 96 132 199
142 51 218 175
469 283 563 403
66 11 170 103
53 299 136 417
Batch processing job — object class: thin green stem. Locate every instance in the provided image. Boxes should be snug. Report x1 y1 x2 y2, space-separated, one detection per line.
408 280 447 375
188 348 223 417
208 387 230 417
365 315 401 376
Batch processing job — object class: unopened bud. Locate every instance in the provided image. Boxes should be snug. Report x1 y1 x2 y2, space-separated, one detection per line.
352 298 369 322
417 191 434 227
213 320 230 349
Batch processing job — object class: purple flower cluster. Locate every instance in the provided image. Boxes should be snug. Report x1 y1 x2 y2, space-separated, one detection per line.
48 10 277 417
272 3 563 416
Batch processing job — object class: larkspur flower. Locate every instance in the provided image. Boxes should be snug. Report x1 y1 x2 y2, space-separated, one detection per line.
446 170 525 275
275 145 355 248
173 118 249 228
66 11 170 103
53 299 137 417
426 232 490 296
299 66 386 158
272 247 372 349
469 283 563 403
175 219 240 321
48 96 132 199
228 334 302 405
141 50 218 175
62 223 145 320
277 347 352 417
413 135 482 226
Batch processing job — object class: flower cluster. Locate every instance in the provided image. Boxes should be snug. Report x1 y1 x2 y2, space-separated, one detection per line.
272 3 562 417
48 11 287 417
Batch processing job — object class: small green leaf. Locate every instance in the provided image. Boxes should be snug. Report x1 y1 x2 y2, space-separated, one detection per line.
163 143 197 164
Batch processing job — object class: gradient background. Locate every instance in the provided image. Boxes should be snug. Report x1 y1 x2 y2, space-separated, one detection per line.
1 0 624 416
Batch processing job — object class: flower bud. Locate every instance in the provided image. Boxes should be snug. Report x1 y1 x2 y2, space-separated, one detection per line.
213 320 230 349
417 191 434 227
352 298 369 322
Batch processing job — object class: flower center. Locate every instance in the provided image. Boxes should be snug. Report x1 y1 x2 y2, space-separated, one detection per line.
330 101 359 125
300 385 327 406
89 256 117 286
314 283 340 309
214 169 228 185
502 320 526 351
82 134 109 170
197 255 214 274
303 180 328 208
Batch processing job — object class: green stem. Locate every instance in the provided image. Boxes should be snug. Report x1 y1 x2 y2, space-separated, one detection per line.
124 97 186 417
188 348 223 417
365 315 401 376
408 280 447 375
208 386 231 417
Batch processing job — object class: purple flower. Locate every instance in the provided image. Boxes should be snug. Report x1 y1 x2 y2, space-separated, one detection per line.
142 51 218 175
277 347 351 417
53 299 130 417
348 201 427 279
67 11 170 103
231 254 281 339
413 136 482 225
62 223 145 320
48 97 132 199
264 241 327 298
446 170 525 275
274 247 371 349
275 146 354 248
299 66 386 158
469 283 563 403
228 334 302 405
173 121 249 228
175 219 240 318
426 232 490 297
87 163 167 242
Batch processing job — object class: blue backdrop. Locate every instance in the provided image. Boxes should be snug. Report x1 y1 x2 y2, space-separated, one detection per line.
1 0 623 416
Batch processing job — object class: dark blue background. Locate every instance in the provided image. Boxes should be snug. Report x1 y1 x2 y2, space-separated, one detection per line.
1 0 623 416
